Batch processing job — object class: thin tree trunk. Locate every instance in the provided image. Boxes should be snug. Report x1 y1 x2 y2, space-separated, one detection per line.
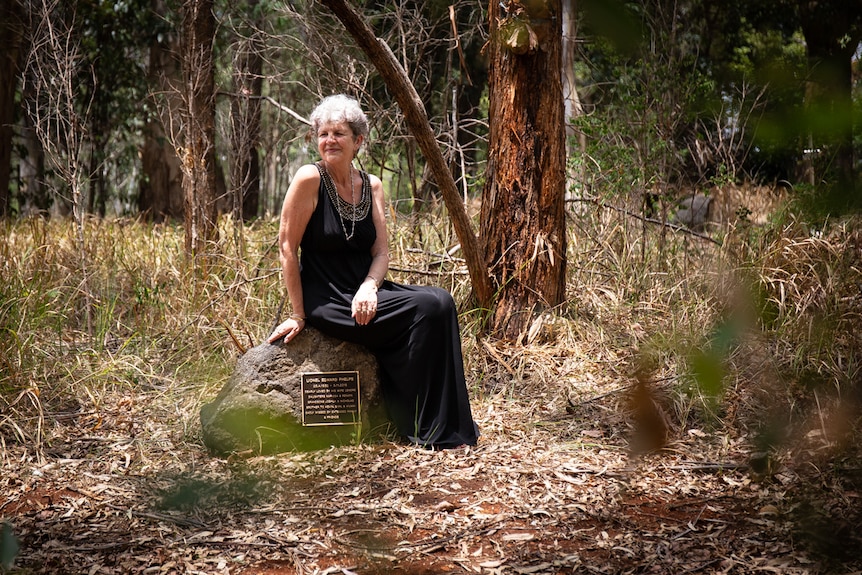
480 0 567 340
139 0 184 221
562 0 586 200
181 0 218 259
230 0 263 223
0 0 25 216
319 0 493 309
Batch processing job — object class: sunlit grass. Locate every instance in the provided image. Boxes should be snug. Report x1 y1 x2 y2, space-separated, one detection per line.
1 195 860 462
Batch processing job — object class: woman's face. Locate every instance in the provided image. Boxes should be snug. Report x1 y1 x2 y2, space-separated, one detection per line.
317 121 361 165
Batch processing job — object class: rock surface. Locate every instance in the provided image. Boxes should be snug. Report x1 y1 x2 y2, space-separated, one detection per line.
672 193 713 230
200 327 388 454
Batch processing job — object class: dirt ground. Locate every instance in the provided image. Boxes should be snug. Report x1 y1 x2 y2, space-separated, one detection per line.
3 379 862 575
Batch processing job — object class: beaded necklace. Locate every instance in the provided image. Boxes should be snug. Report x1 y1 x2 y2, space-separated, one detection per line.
317 163 371 240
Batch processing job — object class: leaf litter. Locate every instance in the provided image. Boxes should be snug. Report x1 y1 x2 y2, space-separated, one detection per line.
4 214 862 573
3 363 861 575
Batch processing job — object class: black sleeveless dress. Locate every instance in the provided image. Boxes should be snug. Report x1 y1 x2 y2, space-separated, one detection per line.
299 165 479 449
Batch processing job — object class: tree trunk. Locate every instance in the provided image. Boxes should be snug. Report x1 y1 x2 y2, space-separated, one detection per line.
0 0 25 216
180 0 218 258
480 0 567 340
230 0 263 222
319 0 493 309
19 105 46 214
139 120 184 220
562 0 586 200
139 0 184 221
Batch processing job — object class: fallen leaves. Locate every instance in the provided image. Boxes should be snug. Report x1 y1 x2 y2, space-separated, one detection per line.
1 387 861 574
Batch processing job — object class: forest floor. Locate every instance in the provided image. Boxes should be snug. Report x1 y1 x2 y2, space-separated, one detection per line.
3 205 862 574
3 356 862 575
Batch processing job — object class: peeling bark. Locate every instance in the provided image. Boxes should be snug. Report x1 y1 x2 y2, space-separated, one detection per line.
480 0 568 340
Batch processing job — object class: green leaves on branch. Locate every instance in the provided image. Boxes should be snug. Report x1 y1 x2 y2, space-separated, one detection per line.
498 0 554 55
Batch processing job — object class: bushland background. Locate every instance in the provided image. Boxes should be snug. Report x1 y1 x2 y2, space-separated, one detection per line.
2 1 862 573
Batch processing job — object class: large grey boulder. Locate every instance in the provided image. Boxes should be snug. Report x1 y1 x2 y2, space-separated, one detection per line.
672 193 713 231
200 327 388 454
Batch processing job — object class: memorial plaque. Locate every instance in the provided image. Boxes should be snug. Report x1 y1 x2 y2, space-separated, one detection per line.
301 371 361 426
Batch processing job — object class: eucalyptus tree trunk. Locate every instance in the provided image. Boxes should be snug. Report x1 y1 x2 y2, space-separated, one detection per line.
480 0 567 340
230 0 263 223
180 0 218 259
139 0 184 221
0 0 25 216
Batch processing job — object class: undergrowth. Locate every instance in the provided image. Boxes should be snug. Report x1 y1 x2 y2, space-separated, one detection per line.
1 196 860 472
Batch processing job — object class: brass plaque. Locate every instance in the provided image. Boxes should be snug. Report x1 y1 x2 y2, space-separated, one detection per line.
301 371 361 426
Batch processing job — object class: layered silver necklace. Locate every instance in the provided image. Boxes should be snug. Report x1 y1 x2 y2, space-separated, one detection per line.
318 163 371 240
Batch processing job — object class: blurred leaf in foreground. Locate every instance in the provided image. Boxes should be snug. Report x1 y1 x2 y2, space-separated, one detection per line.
1 522 18 571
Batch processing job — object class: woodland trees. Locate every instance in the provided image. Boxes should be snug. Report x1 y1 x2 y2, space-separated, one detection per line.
574 0 861 214
178 0 219 258
0 0 26 217
480 0 567 339
1 0 860 335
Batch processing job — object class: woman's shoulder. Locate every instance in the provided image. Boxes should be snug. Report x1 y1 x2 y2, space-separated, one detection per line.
289 164 323 190
285 164 322 203
362 170 383 191
295 163 323 180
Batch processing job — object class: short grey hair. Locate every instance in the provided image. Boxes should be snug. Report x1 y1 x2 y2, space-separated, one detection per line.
310 94 369 140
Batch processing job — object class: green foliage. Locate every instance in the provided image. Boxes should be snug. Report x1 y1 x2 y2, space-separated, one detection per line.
574 0 862 194
575 0 724 200
0 522 18 572
682 319 741 420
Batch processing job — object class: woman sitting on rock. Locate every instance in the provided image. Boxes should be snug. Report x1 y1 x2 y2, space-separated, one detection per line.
268 94 479 450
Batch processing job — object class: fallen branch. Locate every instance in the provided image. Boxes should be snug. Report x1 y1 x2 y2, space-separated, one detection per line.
216 91 310 126
389 265 469 276
568 196 722 246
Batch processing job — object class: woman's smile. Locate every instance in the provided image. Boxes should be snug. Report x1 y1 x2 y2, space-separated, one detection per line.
317 121 357 162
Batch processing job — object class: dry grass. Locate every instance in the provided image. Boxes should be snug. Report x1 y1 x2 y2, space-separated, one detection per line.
2 191 862 573
2 194 859 457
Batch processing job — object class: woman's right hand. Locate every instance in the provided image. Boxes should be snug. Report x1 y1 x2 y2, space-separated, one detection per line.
267 315 306 344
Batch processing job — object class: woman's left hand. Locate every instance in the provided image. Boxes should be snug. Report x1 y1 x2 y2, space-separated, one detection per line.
267 315 305 344
352 281 378 325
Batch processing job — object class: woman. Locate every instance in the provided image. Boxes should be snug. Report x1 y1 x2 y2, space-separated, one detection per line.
268 94 479 449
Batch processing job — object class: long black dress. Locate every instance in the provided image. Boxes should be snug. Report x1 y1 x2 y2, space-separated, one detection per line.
299 164 479 449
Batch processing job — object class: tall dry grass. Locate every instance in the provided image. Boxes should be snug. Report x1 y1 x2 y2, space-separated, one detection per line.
0 216 282 456
1 196 859 462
